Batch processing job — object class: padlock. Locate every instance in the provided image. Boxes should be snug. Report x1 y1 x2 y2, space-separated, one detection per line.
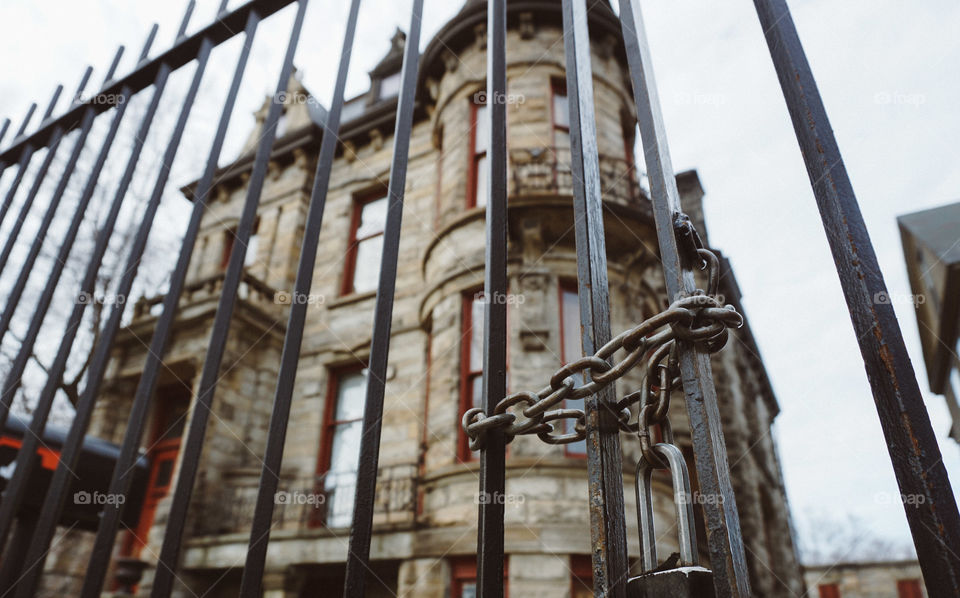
628 442 716 598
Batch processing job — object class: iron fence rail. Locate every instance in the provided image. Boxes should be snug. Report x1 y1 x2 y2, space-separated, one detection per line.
753 0 960 594
0 0 955 597
561 0 630 594
616 1 752 595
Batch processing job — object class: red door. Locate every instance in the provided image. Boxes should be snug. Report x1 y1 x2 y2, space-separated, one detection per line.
121 385 190 557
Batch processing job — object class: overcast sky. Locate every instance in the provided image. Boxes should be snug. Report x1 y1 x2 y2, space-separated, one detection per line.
0 0 958 561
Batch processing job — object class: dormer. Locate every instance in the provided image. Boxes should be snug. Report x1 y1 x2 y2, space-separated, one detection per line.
367 28 406 106
237 68 327 156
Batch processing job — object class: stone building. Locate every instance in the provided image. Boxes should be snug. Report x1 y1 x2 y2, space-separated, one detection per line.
42 0 803 595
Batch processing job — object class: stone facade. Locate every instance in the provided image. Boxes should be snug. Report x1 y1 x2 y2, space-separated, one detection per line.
41 1 803 596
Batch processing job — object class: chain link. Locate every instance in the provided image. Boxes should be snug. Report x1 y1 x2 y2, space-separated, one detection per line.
461 246 742 453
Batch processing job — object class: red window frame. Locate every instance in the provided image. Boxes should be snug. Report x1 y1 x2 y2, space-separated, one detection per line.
459 292 485 462
458 290 512 462
897 579 923 598
450 556 508 598
341 190 387 296
558 280 587 457
570 555 593 598
221 230 235 270
550 78 570 147
314 364 367 527
466 99 488 209
818 583 841 598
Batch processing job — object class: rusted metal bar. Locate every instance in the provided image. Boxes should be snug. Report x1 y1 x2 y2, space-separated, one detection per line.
0 0 298 166
561 0 630 595
342 0 421 595
234 0 361 593
148 2 309 595
79 12 261 598
753 0 960 593
9 11 214 598
476 0 509 596
616 1 751 596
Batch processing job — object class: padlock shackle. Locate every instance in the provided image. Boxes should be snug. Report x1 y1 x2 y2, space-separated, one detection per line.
635 442 699 572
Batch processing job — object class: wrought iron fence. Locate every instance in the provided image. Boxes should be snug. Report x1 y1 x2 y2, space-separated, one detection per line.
0 0 956 597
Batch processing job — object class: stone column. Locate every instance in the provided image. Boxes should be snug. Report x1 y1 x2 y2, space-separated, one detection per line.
508 554 570 597
397 558 449 598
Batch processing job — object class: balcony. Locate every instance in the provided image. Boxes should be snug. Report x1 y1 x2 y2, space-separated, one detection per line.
190 463 418 537
509 146 648 209
130 270 286 327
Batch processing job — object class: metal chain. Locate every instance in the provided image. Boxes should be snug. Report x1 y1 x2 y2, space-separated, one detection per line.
461 246 742 453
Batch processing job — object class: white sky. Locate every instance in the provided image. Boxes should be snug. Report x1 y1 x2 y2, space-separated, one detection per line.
0 0 958 560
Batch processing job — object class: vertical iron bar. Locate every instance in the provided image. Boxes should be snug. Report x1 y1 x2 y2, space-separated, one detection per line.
0 41 124 343
13 104 38 140
79 14 260 598
0 66 98 339
11 21 212 598
0 32 154 432
0 103 39 230
0 28 164 571
341 0 421 595
753 0 960 593
150 3 309 595
616 1 751 596
236 0 361 593
0 118 10 149
477 0 508 596
10 25 206 598
560 0 629 595
0 73 89 276
0 118 10 181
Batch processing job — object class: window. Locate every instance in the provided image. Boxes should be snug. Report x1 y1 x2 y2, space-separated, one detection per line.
559 282 586 455
451 556 508 598
221 218 260 270
897 579 923 598
459 291 511 462
468 100 488 208
343 193 387 295
818 583 841 598
275 109 288 138
551 78 570 149
459 292 486 461
378 71 402 100
245 219 260 268
318 367 367 527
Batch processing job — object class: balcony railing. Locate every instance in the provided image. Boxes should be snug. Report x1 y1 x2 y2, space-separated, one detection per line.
190 463 418 537
130 270 283 322
509 146 647 208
